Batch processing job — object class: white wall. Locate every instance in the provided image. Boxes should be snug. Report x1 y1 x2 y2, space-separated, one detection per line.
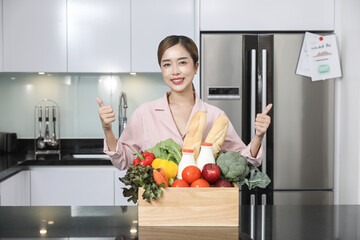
335 0 360 204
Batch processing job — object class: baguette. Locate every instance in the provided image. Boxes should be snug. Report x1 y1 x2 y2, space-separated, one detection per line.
204 115 229 158
183 111 207 160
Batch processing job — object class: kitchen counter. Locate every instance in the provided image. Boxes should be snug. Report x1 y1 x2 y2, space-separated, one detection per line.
0 153 112 182
0 138 110 181
0 205 359 239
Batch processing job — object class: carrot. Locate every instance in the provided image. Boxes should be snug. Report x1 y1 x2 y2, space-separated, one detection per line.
153 168 169 187
157 167 168 181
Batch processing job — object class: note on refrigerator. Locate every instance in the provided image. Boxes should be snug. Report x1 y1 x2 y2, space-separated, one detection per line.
296 32 342 81
296 32 312 77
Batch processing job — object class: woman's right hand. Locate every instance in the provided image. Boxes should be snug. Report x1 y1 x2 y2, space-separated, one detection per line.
96 97 116 131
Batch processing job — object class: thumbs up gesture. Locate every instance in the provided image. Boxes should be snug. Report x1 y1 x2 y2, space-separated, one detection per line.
255 103 272 137
96 97 116 131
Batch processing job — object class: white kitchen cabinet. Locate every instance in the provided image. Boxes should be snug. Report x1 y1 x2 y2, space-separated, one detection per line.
131 0 196 72
114 169 136 206
67 0 131 72
200 0 334 31
0 171 30 206
30 166 115 206
3 0 67 72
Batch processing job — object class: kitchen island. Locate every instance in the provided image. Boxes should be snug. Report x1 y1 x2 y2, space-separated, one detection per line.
1 152 359 239
0 205 360 239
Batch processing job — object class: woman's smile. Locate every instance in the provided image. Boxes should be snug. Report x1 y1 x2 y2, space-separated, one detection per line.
171 77 185 85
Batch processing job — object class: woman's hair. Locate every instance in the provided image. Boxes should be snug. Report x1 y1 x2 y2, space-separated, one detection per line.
157 35 199 66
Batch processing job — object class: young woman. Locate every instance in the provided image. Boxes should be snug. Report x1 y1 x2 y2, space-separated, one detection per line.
96 35 272 170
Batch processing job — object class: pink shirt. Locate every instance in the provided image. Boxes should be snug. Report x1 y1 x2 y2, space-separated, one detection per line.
104 92 262 170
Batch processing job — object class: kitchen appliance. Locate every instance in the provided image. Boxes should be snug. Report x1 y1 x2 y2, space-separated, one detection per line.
0 132 18 153
201 33 334 205
36 107 45 149
119 91 128 137
34 99 61 159
201 33 335 239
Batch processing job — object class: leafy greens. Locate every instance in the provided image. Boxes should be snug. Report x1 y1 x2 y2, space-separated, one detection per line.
119 165 164 204
144 138 182 165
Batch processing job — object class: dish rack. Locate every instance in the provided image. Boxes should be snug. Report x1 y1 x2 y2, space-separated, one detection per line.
34 99 61 160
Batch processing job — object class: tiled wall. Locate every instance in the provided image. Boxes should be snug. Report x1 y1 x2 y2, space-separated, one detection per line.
0 73 169 138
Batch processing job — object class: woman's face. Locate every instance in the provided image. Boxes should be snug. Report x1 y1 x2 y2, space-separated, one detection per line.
160 43 199 93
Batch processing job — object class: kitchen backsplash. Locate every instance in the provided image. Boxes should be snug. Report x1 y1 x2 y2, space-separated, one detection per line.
0 73 169 138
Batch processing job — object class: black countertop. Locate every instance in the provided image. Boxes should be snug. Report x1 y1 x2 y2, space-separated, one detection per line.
0 152 113 182
0 138 110 181
0 205 359 239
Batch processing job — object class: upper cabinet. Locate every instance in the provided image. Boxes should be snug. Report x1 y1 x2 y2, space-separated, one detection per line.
200 0 335 31
131 0 196 72
3 0 67 72
1 0 335 72
67 0 131 72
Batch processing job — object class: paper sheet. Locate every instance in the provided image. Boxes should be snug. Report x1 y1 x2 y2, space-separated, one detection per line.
296 32 342 81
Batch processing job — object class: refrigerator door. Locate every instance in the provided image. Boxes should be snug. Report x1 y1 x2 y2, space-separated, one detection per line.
274 191 334 205
273 34 334 190
201 34 244 137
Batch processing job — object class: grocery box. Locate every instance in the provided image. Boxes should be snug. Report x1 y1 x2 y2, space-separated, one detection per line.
138 226 239 240
138 184 239 226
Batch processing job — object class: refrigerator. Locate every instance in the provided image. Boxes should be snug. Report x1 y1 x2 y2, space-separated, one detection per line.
200 33 334 206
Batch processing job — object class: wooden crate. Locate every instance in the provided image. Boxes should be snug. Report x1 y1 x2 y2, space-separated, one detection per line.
138 184 239 226
138 226 239 240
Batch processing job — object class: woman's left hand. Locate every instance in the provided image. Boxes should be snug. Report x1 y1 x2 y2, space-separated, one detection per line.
255 104 273 138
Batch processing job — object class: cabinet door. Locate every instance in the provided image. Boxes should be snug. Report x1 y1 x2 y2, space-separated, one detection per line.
114 170 136 206
31 167 114 206
200 0 334 31
3 0 67 72
131 0 195 72
68 0 131 72
0 171 30 206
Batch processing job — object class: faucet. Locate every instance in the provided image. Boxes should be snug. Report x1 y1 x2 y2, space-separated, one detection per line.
119 91 128 137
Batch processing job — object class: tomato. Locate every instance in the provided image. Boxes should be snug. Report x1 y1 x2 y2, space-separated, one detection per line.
182 166 201 184
171 179 189 187
191 179 211 187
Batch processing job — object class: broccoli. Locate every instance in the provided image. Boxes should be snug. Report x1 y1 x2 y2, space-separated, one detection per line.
216 151 250 182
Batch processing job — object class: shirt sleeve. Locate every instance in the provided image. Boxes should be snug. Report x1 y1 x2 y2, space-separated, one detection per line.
220 113 263 167
103 108 144 170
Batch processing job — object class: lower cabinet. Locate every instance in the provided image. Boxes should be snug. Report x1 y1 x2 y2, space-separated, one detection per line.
0 166 135 206
0 171 31 206
30 166 115 206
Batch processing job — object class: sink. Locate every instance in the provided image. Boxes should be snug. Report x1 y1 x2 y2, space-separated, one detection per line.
72 154 110 160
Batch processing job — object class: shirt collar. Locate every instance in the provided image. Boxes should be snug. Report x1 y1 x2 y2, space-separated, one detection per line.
153 91 206 112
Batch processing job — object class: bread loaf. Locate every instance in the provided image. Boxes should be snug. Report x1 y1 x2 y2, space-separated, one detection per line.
183 111 207 160
204 115 229 158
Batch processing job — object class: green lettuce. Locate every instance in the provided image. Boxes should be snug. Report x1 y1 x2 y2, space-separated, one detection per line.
144 138 182 165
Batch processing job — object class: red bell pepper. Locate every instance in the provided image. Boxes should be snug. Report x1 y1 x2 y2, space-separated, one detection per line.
133 152 155 167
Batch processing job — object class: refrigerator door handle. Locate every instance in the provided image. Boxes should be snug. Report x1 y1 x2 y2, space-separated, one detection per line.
261 194 267 240
250 194 256 239
251 49 256 140
261 49 267 175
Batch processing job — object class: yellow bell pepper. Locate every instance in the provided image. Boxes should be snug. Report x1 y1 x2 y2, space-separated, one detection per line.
151 158 178 180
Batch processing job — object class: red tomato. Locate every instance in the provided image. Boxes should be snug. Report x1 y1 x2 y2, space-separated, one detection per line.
191 179 211 187
171 179 189 187
182 166 201 184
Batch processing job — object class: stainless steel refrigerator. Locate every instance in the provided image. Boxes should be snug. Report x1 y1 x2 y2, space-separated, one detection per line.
200 33 334 206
